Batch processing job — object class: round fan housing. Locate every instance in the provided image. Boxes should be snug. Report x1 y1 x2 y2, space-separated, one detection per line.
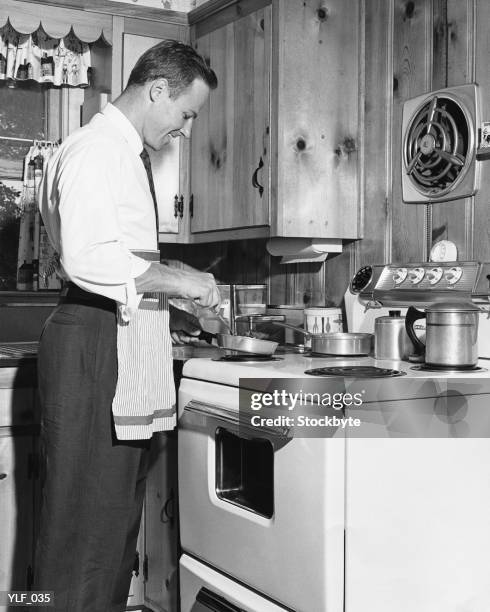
402 84 478 203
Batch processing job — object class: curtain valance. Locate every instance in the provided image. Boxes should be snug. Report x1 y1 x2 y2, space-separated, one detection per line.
0 2 112 44
0 21 92 87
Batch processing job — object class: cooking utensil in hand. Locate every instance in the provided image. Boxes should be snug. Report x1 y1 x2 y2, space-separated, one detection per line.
169 298 231 333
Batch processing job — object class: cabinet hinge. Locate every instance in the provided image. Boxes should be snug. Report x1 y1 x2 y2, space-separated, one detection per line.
143 554 149 582
132 551 139 577
190 194 194 218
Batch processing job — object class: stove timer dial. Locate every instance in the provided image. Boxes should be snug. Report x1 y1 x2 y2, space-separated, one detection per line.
408 267 425 284
393 267 408 285
444 266 463 285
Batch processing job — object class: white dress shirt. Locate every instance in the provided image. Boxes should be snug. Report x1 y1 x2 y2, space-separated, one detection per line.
39 103 157 315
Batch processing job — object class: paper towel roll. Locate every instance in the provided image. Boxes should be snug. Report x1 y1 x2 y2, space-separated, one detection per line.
266 238 342 264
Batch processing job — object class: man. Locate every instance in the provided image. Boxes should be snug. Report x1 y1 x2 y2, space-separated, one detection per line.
33 41 218 611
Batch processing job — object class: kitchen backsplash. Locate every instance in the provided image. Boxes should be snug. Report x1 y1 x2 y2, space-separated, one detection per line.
160 240 347 308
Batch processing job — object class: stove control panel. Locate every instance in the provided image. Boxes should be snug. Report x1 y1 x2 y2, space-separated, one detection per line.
353 261 490 306
377 262 475 293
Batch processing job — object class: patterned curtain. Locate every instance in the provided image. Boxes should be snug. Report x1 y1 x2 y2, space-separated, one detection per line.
17 141 61 291
0 21 91 87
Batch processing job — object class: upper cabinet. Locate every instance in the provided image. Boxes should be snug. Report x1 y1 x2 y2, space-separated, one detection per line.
190 4 271 238
271 0 360 239
112 16 190 241
187 0 362 243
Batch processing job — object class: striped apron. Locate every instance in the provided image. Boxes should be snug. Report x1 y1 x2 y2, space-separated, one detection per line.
111 250 176 440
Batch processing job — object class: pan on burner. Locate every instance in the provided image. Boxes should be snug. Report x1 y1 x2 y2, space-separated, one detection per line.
305 365 406 377
214 354 283 362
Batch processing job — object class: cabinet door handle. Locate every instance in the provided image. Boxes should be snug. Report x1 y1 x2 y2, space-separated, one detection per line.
0 473 7 480
252 156 264 197
160 488 175 528
174 195 179 218
178 195 184 219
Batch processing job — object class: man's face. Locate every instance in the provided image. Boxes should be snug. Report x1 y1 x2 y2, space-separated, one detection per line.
144 77 210 150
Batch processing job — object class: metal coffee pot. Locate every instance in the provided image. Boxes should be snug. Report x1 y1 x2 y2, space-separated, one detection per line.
405 301 480 368
374 310 415 361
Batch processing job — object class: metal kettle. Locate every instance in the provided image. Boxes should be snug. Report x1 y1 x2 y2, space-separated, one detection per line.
374 310 415 361
405 301 480 368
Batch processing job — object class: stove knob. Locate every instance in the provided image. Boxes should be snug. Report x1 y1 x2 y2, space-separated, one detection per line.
427 267 443 285
393 267 408 285
408 267 425 284
444 266 463 285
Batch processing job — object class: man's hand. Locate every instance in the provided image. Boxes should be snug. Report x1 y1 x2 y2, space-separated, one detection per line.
169 304 202 345
135 263 220 309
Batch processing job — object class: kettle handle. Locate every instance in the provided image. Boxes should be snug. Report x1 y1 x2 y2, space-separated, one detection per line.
405 306 426 356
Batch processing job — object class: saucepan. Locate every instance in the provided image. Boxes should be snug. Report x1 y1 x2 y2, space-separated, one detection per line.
200 326 372 357
272 322 373 356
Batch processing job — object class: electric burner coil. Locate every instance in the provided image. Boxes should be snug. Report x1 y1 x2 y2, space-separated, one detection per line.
305 366 406 378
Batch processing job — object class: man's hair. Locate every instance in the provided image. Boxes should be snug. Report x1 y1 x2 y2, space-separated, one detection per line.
126 39 218 97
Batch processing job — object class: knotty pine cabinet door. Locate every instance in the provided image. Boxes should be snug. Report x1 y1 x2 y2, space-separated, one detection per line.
271 0 361 239
190 6 271 235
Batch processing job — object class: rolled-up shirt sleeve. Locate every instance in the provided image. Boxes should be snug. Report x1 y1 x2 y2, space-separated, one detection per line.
51 137 151 308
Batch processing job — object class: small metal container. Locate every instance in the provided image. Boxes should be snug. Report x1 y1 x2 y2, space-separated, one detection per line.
425 301 479 367
375 310 415 361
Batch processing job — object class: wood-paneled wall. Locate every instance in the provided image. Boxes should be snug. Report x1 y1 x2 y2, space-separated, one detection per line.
162 0 490 310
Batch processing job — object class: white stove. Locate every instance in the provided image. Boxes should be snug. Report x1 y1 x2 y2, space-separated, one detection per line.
182 352 490 385
178 350 490 612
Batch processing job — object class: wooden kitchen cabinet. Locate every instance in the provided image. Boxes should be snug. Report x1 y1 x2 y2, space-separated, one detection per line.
270 0 361 238
0 432 36 594
0 382 38 596
112 16 192 244
188 0 361 242
189 4 271 238
142 431 179 612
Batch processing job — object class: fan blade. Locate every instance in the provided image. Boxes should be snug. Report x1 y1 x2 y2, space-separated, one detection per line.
406 151 422 174
434 148 465 166
426 96 438 134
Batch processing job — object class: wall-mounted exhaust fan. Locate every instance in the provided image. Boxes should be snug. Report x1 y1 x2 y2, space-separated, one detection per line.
402 84 479 203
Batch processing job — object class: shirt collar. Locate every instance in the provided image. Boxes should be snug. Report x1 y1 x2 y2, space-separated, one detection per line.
101 102 143 155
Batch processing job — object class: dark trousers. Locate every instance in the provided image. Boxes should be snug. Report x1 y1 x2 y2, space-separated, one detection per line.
33 296 150 612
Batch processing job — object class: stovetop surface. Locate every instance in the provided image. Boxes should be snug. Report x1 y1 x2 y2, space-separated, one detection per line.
183 352 490 386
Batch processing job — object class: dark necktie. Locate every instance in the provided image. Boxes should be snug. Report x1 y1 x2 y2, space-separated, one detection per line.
140 148 159 238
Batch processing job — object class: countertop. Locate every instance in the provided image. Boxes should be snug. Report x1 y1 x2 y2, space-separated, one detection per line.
0 341 222 388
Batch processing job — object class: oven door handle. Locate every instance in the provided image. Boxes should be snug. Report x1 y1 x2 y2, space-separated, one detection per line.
184 400 291 438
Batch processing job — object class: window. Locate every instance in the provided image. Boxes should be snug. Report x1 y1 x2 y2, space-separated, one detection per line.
0 81 46 290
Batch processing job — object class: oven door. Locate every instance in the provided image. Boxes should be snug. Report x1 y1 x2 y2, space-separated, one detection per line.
180 554 289 612
178 377 345 612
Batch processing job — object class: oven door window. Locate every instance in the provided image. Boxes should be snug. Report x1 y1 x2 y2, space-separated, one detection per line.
192 587 246 611
215 427 274 518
